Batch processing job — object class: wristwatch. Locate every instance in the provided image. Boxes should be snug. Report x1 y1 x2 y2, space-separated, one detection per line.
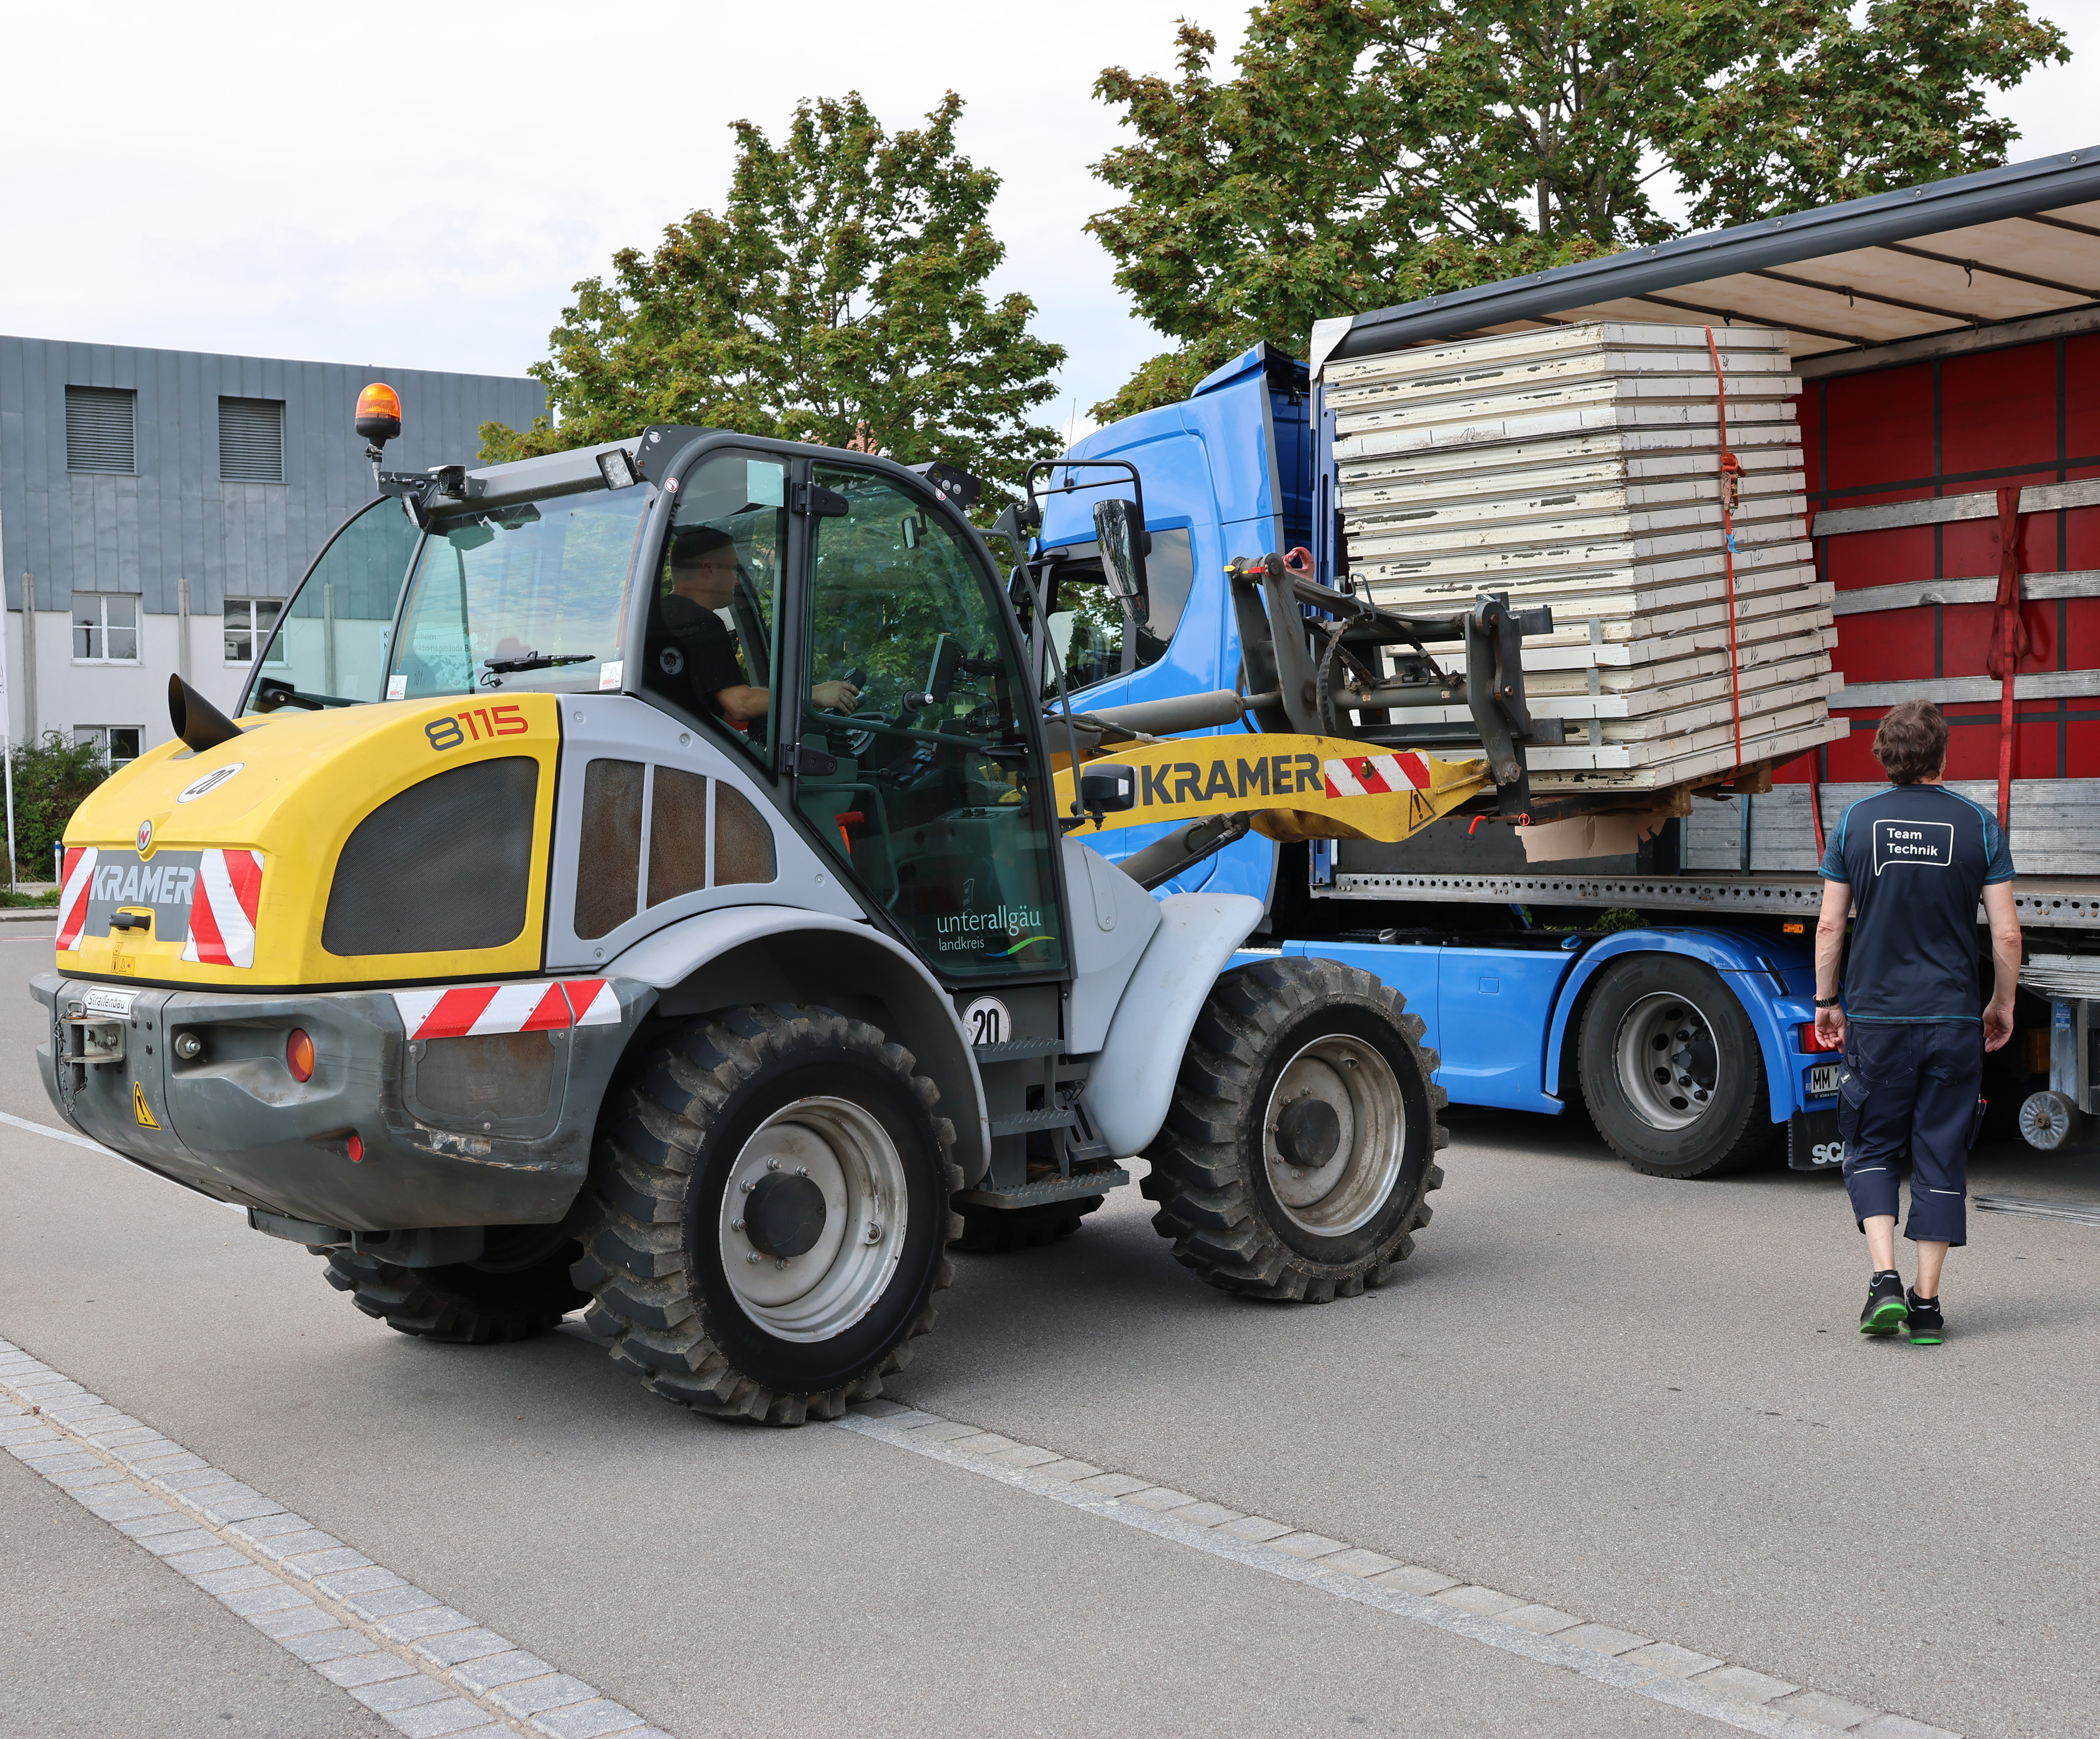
1814 996 1841 1008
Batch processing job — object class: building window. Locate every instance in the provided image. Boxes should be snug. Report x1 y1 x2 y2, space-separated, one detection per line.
66 386 137 475
224 598 285 665
219 397 285 483
76 726 142 770
73 594 140 663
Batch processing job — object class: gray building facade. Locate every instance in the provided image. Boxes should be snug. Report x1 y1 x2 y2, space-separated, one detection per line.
0 334 543 770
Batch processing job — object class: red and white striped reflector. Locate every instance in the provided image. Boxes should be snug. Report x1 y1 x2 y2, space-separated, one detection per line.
1322 753 1431 799
182 849 264 969
55 847 99 952
392 979 620 1041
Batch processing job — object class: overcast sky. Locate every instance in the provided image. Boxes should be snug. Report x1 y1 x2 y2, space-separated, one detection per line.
3 0 2095 440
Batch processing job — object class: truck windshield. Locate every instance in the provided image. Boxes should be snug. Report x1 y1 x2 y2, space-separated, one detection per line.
390 485 651 700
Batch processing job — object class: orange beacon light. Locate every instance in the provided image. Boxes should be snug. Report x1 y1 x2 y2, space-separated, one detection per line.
354 382 402 447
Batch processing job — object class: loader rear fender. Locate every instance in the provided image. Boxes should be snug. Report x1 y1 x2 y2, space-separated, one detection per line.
1080 893 1267 1158
601 906 990 1185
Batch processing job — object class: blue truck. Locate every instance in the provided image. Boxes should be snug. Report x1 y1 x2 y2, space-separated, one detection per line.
1019 341 1836 1181
1013 148 2100 1178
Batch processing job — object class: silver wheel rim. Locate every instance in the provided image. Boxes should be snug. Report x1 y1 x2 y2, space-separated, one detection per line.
1261 1033 1407 1237
717 1096 906 1343
1614 992 1722 1131
2019 1090 2072 1151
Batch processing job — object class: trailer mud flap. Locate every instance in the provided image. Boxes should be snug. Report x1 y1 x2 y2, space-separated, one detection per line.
1788 1108 1843 1171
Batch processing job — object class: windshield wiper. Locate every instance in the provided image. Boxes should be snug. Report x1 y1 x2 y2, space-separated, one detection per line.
481 652 594 674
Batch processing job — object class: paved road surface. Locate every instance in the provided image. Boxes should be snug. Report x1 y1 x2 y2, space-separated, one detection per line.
3 936 2093 1737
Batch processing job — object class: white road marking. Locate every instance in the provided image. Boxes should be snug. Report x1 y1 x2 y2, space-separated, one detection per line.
0 1343 671 1739
837 1405 1953 1739
0 1106 251 1212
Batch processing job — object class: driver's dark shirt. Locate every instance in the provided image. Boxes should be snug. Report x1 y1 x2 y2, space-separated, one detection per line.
653 595 748 719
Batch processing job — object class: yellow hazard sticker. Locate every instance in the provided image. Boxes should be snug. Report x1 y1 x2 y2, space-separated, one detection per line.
133 1081 160 1129
1055 733 1490 845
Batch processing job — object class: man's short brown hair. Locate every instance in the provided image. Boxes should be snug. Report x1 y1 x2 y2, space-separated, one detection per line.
1872 699 1949 785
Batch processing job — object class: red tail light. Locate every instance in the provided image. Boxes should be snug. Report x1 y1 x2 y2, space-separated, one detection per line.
1798 1022 1841 1054
286 1028 316 1081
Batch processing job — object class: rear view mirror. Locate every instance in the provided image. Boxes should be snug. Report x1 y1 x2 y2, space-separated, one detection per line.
1079 766 1137 815
1092 498 1149 623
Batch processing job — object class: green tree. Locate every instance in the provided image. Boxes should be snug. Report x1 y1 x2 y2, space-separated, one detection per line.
484 92 1067 495
10 733 108 883
1088 0 2068 419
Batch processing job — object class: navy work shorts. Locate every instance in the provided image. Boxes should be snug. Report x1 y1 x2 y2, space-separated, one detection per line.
1836 1021 1984 1246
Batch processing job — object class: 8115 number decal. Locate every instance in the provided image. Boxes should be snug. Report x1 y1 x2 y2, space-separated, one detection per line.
427 704 530 752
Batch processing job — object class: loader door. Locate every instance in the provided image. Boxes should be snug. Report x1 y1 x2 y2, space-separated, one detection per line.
796 462 1067 983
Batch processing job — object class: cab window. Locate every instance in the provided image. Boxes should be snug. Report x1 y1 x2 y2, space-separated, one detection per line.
799 465 1066 979
1042 524 1194 699
390 485 650 701
640 452 789 764
242 498 421 710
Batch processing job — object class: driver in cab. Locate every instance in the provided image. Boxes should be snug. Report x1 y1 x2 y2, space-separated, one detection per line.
659 526 860 722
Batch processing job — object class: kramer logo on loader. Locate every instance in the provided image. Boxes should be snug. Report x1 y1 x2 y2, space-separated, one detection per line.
1057 733 1490 846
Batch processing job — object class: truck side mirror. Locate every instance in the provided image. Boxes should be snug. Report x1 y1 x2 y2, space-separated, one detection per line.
1092 498 1149 624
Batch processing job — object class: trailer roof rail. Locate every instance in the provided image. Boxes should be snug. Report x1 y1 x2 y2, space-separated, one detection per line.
1314 146 2100 378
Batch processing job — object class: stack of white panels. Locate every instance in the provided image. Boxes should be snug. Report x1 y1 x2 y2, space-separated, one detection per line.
1326 321 1848 795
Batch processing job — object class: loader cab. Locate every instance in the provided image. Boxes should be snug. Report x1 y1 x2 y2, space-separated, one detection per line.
634 436 1071 986
245 428 1072 990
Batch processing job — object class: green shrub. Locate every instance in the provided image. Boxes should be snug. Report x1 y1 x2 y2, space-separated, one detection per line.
9 733 109 879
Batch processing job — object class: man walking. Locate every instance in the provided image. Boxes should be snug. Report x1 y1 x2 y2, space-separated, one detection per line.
1813 700 2022 1343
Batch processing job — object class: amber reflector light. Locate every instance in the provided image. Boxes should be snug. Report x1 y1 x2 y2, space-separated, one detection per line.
286 1028 316 1081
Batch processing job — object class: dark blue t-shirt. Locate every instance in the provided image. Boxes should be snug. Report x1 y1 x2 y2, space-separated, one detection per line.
1818 784 2014 1023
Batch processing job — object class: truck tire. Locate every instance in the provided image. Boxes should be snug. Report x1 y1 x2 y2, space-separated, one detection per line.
1141 958 1446 1302
321 1227 586 1344
1577 954 1776 1179
952 1195 1103 1253
572 1005 960 1426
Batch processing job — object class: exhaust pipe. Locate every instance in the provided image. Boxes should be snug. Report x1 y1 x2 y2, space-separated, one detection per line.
168 675 244 753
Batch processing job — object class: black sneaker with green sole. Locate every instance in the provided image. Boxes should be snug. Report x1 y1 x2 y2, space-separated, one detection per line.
1905 1288 1945 1344
1860 1271 1908 1335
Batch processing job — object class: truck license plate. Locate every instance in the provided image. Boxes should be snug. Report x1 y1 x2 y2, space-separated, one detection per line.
1808 1063 1840 1098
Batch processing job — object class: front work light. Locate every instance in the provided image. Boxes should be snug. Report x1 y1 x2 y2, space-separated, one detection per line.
355 383 403 447
286 1028 316 1082
596 447 638 490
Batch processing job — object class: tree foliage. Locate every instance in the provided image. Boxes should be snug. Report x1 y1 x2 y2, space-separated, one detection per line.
484 92 1067 493
1088 0 2068 419
10 732 107 882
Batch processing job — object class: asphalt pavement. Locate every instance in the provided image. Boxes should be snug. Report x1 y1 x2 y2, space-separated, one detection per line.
3 933 2094 1738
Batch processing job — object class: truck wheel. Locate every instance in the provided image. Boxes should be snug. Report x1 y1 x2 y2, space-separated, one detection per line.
1578 955 1776 1179
321 1227 586 1344
572 1006 960 1426
1141 958 1446 1302
952 1196 1103 1253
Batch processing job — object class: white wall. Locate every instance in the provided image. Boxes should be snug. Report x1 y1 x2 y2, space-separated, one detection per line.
7 606 249 754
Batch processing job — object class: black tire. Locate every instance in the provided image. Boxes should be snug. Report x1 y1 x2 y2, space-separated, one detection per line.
1577 954 1777 1179
321 1226 586 1344
1141 957 1446 1302
952 1195 1104 1253
572 1005 960 1426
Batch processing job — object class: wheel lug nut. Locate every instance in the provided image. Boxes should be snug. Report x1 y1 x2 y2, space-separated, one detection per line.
745 1252 760 1264
865 1223 882 1243
730 1219 743 1232
774 1258 788 1269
